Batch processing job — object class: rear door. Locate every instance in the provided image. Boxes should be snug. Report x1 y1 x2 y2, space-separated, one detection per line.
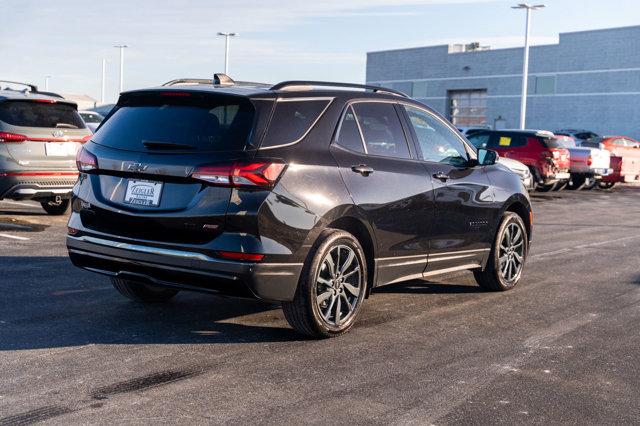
400 105 495 274
330 101 435 285
0 100 89 169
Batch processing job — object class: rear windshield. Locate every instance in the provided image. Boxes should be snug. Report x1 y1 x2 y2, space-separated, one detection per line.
0 100 86 129
92 93 255 152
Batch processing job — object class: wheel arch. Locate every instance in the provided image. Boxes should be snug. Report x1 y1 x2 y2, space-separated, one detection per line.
503 195 532 242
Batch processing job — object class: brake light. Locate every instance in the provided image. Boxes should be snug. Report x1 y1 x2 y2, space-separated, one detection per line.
0 132 28 143
216 251 265 262
76 147 98 172
34 99 56 103
80 134 92 143
192 161 286 188
587 155 593 166
161 91 191 97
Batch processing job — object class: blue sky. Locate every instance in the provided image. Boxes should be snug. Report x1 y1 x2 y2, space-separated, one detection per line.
2 0 639 103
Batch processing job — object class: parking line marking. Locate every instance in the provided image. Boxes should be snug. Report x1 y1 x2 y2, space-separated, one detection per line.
532 234 640 259
0 200 39 208
0 233 30 241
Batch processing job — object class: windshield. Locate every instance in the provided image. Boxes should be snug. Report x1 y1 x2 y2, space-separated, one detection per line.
80 112 104 123
0 100 86 129
92 94 255 152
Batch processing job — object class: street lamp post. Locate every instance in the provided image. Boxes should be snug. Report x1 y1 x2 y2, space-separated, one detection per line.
512 3 545 130
44 75 51 91
114 45 128 94
217 32 236 75
100 59 107 105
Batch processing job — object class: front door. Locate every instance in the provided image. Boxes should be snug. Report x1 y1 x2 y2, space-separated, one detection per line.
330 102 435 286
400 105 496 275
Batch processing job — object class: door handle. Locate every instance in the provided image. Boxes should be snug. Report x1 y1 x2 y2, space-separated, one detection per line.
433 171 449 182
351 164 374 176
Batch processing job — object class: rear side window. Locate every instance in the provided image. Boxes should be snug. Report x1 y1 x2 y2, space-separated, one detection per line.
0 101 85 129
92 94 255 152
335 106 365 153
260 99 331 148
352 102 410 159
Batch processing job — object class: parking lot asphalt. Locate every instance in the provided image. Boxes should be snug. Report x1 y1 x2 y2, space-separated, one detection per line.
0 187 639 425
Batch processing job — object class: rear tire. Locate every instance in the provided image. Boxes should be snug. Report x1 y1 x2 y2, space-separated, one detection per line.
599 182 615 189
552 181 567 191
567 175 585 190
110 277 179 303
582 177 598 190
40 198 70 215
536 183 555 192
282 229 367 338
473 212 528 291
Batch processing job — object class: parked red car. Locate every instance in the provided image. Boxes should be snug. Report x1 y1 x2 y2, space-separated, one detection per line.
585 136 640 188
467 130 570 191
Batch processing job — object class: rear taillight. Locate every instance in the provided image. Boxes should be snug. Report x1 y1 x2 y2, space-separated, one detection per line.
80 134 92 143
0 132 28 143
76 147 98 172
191 161 286 188
216 251 265 262
587 155 593 166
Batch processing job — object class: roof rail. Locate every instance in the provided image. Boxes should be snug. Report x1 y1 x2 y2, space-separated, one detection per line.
162 74 271 89
0 80 38 93
270 81 409 98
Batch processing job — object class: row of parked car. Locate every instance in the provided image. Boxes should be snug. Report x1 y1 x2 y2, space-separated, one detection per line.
458 127 640 192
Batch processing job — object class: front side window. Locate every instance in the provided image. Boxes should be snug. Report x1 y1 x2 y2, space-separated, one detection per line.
335 106 364 153
404 105 468 165
352 103 410 159
467 133 490 149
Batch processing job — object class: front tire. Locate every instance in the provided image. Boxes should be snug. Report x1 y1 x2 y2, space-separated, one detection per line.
110 277 179 303
474 212 528 291
40 198 70 215
282 229 367 338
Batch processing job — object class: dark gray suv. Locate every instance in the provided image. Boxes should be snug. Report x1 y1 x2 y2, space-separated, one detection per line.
0 81 91 214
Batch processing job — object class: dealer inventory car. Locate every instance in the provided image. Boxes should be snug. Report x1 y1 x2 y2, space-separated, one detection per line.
67 75 532 337
467 129 570 191
0 81 91 214
551 134 611 190
79 110 105 133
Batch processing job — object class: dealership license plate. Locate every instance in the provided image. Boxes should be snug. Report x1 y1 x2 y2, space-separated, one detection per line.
45 142 78 157
123 180 163 207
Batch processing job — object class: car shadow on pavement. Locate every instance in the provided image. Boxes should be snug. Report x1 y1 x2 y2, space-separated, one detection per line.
0 256 308 351
0 257 488 351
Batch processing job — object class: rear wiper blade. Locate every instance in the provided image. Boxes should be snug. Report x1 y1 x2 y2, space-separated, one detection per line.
142 141 196 150
56 123 78 129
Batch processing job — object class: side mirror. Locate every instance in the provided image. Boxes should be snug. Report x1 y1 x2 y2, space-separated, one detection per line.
477 148 499 166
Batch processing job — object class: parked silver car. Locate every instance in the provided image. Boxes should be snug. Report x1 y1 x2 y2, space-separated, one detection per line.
498 157 534 190
552 134 611 190
79 111 104 133
0 81 91 214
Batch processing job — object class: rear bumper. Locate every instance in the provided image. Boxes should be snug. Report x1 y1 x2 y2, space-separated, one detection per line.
0 172 78 200
66 234 303 302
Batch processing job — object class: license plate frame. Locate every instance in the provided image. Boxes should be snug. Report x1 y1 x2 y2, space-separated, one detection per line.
123 179 164 207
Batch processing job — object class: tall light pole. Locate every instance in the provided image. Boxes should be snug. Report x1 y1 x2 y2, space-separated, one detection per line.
100 59 107 105
44 75 51 91
512 3 545 130
217 32 236 75
114 45 128 94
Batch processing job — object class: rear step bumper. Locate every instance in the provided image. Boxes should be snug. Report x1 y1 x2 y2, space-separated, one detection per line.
66 234 302 302
0 173 77 200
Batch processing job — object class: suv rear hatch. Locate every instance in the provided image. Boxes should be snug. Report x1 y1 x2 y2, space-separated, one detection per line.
0 99 89 169
79 90 278 244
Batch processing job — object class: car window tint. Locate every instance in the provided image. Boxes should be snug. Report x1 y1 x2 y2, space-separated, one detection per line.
352 103 410 159
404 105 468 165
260 99 330 148
0 100 86 129
467 133 490 149
612 138 625 146
336 106 364 153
